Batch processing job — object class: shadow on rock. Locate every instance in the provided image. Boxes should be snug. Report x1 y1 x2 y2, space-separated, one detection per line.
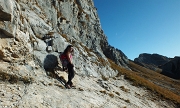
44 54 60 78
43 54 67 86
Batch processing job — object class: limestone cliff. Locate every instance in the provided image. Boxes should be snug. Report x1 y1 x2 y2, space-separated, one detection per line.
0 0 178 107
0 0 128 78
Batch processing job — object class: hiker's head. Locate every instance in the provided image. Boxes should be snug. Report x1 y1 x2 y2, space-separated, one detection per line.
64 45 73 54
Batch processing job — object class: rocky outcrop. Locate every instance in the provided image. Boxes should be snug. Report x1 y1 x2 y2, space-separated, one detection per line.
134 53 171 70
0 0 129 79
134 53 180 79
160 57 180 79
0 0 178 107
101 41 129 69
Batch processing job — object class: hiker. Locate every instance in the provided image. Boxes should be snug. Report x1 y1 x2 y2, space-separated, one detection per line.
61 45 75 89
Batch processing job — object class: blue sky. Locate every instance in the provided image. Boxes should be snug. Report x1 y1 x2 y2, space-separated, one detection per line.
93 0 180 60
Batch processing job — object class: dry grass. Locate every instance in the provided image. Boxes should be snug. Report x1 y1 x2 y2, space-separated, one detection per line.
48 83 53 86
78 88 84 91
61 34 68 41
100 90 114 98
74 0 84 15
108 59 180 105
100 90 107 94
125 99 130 103
97 57 109 67
74 0 90 22
85 14 90 21
108 93 114 98
81 21 86 27
79 42 94 57
0 71 33 84
128 61 180 95
115 91 120 95
101 75 109 81
57 11 62 18
87 0 93 6
47 32 55 36
120 86 129 92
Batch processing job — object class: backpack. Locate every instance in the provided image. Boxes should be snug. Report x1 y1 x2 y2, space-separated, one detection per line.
59 53 69 70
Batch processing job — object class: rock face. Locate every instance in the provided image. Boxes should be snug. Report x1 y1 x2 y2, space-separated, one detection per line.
160 57 180 79
0 0 129 78
102 44 129 69
134 53 171 70
0 0 178 107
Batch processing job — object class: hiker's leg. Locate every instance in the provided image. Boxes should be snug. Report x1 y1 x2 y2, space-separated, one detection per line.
67 63 75 85
70 67 75 86
63 66 65 71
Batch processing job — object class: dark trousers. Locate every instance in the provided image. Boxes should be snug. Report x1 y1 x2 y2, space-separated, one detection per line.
67 63 75 85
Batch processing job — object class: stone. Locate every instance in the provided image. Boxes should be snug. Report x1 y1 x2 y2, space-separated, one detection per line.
0 0 177 107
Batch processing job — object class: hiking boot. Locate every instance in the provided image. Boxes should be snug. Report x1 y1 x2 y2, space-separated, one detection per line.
65 84 71 89
70 83 75 88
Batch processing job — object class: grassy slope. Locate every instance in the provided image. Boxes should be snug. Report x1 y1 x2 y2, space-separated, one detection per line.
108 59 180 105
128 61 180 95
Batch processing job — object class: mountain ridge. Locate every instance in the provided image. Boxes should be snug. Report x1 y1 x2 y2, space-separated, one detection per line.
0 0 180 107
134 53 180 79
